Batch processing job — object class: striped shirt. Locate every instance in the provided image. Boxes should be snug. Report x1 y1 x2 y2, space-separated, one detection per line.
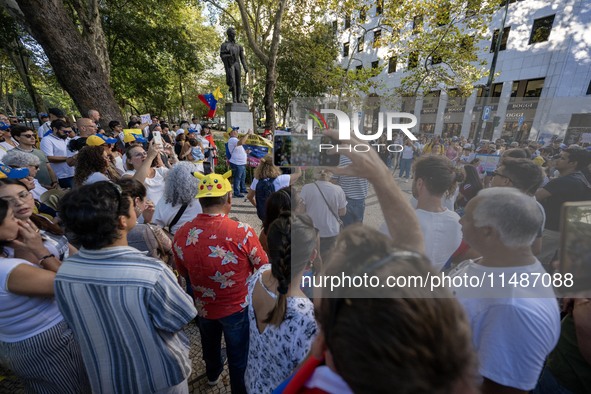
332 156 369 200
54 246 197 393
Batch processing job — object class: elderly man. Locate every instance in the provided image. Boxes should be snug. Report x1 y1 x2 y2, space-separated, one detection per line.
173 171 267 394
452 187 560 394
87 109 101 128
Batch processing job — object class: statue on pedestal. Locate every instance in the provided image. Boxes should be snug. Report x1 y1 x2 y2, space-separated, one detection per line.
220 27 249 103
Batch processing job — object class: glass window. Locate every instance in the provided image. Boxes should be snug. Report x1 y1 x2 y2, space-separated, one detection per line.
371 60 379 69
491 26 510 52
358 36 364 52
412 15 423 34
376 0 383 15
344 14 351 29
492 83 503 97
373 30 381 48
524 78 544 97
408 52 418 69
343 42 349 57
529 15 555 44
388 57 397 73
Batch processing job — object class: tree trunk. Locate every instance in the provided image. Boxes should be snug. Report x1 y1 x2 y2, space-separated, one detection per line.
264 62 276 130
70 0 111 78
6 0 122 123
3 41 46 114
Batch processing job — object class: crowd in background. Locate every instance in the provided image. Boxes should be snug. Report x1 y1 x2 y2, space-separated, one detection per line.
0 108 590 394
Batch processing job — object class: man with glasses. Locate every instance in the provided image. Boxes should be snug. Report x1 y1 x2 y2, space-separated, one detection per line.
40 120 75 189
535 148 591 268
10 125 58 190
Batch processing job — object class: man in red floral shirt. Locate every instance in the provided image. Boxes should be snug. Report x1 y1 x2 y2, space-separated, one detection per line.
173 171 267 394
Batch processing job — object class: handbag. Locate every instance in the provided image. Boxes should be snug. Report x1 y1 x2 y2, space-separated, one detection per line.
313 182 344 231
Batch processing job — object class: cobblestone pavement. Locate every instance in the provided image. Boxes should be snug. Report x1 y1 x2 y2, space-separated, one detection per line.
0 169 411 394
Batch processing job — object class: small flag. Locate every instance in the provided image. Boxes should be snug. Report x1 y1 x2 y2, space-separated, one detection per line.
199 87 222 118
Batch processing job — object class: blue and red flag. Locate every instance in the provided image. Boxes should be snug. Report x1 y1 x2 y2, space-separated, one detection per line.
198 87 224 118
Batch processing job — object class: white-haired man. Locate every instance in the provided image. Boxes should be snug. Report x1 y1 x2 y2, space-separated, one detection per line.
451 187 560 394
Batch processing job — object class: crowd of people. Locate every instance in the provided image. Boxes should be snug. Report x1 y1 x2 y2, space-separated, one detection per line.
0 107 590 394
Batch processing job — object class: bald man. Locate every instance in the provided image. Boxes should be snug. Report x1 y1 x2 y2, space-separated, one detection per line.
76 118 98 138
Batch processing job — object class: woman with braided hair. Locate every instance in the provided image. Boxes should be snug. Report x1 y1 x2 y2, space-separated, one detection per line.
245 212 319 394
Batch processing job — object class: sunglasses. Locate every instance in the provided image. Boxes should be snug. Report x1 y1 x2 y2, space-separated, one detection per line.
20 134 36 139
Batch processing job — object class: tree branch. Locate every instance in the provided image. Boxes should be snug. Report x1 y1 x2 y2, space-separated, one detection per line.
236 0 269 65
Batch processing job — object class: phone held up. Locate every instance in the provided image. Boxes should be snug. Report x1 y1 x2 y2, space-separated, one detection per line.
273 134 340 168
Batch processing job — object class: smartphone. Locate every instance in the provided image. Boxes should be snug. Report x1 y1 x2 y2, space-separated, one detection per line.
559 201 591 295
153 131 163 147
273 134 340 167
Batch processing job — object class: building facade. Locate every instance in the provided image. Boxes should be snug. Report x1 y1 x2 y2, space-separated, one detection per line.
335 0 591 143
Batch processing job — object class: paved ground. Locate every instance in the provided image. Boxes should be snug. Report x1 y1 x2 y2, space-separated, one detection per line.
0 170 412 394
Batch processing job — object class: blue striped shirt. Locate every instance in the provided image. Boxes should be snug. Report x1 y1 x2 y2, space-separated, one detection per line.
54 246 197 393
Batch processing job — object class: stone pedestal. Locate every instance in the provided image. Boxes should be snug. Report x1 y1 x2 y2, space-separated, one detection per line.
225 103 254 133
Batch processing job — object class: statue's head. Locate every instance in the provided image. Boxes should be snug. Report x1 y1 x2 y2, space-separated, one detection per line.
227 27 236 40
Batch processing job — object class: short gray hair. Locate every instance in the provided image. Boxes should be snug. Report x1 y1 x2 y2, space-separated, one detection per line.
472 187 543 247
3 149 40 168
163 161 200 206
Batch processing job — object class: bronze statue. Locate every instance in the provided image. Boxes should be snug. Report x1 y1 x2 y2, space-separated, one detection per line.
220 27 249 103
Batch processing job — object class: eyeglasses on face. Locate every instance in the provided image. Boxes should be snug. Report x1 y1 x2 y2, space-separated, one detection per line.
20 134 36 139
0 190 33 206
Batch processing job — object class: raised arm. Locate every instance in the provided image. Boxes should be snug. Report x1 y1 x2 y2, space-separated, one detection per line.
325 129 424 254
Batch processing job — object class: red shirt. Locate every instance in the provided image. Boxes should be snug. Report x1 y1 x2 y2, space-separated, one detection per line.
173 213 267 319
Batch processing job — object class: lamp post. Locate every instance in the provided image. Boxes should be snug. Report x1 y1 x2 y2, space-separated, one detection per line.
473 0 510 146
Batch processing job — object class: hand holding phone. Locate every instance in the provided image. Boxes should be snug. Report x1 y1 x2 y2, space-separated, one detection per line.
153 131 163 147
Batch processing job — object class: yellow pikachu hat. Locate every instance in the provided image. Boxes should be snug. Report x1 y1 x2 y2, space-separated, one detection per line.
194 170 233 198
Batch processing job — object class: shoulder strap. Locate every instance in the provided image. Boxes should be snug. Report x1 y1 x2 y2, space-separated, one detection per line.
168 203 189 230
313 182 342 223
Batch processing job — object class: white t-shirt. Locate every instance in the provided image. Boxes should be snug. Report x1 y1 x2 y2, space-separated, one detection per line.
300 181 347 238
0 258 63 342
152 198 202 235
249 174 291 192
83 172 110 185
381 208 462 272
40 135 75 179
450 259 560 391
227 136 247 165
123 167 168 205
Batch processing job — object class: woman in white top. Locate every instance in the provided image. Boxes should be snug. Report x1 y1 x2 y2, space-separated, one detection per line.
245 213 318 394
152 161 202 235
73 145 117 187
123 142 172 206
0 199 90 393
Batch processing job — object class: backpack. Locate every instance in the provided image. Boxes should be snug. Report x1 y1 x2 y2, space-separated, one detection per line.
255 177 276 221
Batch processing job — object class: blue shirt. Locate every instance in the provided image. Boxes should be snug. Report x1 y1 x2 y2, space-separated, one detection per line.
54 246 197 393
